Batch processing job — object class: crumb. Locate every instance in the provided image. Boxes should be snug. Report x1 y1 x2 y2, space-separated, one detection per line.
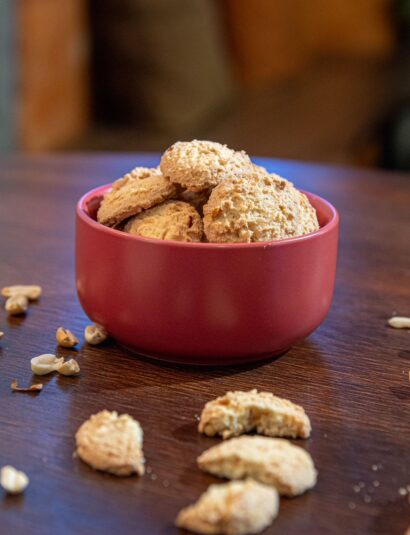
373 480 380 487
353 485 361 493
348 502 356 510
363 494 372 504
398 487 408 496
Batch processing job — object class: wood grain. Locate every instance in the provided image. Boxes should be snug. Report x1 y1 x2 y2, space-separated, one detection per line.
0 154 409 535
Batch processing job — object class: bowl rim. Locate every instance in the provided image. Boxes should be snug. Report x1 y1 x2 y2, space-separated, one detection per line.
77 183 339 249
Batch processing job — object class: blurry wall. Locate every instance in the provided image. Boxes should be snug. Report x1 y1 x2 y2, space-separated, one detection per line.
0 0 399 156
91 0 233 133
0 0 89 152
0 1 15 151
224 0 395 86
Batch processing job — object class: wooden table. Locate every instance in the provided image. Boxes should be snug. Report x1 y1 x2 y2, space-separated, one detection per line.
0 154 409 535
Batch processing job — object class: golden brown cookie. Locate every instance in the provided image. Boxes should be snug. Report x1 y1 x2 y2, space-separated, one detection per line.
160 140 253 192
97 167 177 227
198 436 317 497
124 200 203 242
175 479 279 535
198 389 311 440
75 410 145 476
203 170 319 243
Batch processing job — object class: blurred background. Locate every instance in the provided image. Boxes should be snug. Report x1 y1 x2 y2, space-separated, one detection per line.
1 0 409 170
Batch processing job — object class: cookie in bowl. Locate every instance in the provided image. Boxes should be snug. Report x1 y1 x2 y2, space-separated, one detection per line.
97 166 177 228
124 200 203 242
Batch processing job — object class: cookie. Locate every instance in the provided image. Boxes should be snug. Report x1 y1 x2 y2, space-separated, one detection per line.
198 436 317 497
179 188 212 215
198 389 311 440
97 167 177 227
124 200 203 242
203 170 319 243
75 410 145 476
175 479 279 535
160 140 253 192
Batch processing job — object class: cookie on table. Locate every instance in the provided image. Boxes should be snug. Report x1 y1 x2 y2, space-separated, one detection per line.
175 479 279 535
203 170 319 243
198 389 311 440
198 436 317 497
160 140 253 192
124 200 203 242
75 410 145 476
97 167 177 227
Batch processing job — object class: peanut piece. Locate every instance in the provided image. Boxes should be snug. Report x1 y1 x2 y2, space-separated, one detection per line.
11 379 43 392
0 466 29 494
84 323 108 345
30 354 64 375
388 316 410 329
0 331 4 339
57 359 80 376
5 294 28 315
1 285 42 300
56 327 78 348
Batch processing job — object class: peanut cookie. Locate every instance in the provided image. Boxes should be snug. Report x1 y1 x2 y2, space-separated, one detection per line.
176 479 279 535
124 200 203 242
203 170 319 243
75 410 144 476
198 436 317 497
97 167 177 227
160 140 253 192
179 188 212 215
198 389 311 439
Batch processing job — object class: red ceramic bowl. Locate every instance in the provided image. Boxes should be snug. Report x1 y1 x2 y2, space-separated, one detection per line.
76 185 339 365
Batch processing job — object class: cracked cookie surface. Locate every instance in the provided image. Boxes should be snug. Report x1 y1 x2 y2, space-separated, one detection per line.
176 479 279 535
198 389 311 439
203 170 319 243
75 410 145 476
97 167 177 227
124 200 203 242
160 140 253 193
198 436 317 497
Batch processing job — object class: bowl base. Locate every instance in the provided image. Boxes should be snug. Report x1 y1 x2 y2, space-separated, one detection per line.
118 343 291 367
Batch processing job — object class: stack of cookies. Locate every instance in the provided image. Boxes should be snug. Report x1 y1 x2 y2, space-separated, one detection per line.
97 140 319 243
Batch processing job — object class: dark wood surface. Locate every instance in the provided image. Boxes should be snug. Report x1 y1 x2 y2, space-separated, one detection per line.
0 153 409 535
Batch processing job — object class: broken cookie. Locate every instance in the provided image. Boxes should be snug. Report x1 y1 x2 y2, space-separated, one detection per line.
75 410 145 476
176 479 279 535
198 389 311 440
198 436 317 497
